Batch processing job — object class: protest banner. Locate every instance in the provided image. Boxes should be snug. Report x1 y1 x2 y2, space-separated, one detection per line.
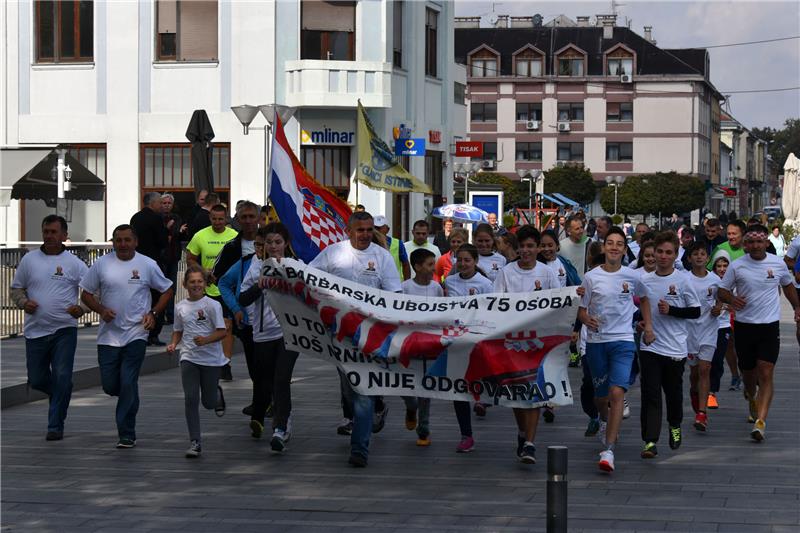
261 259 577 408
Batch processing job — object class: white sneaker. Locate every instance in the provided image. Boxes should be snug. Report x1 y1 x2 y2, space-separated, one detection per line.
623 397 631 419
598 421 607 446
598 449 615 472
270 429 287 453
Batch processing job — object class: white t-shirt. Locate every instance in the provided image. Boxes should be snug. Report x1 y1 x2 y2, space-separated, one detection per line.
445 272 493 297
478 252 507 282
240 257 283 342
635 270 700 358
559 237 588 275
401 279 444 297
309 240 401 292
719 253 792 324
545 258 569 288
241 238 255 257
11 248 89 339
174 296 228 366
404 240 441 262
686 271 722 351
580 266 640 344
628 240 641 260
492 261 559 293
79 252 173 347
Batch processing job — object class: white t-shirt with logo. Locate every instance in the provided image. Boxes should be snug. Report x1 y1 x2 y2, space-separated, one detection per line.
11 248 89 339
79 252 173 347
174 296 228 366
240 257 283 343
545 258 569 288
719 253 792 324
445 272 493 297
635 270 700 358
492 261 559 294
580 266 640 344
401 279 444 298
477 253 507 282
687 271 722 351
309 240 401 292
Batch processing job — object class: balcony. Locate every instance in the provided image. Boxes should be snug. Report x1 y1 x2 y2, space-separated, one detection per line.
285 60 392 108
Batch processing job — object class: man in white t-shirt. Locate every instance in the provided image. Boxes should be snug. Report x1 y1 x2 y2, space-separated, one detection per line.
10 215 89 441
80 224 174 449
718 224 800 442
404 220 441 262
309 211 402 467
559 216 590 276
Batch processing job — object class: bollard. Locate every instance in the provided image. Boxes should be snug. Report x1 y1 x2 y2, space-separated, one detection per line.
546 445 568 533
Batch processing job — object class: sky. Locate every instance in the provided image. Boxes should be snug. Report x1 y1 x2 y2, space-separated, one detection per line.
454 0 800 130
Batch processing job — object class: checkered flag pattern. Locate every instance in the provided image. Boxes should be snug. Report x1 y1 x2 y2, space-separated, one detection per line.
301 201 347 250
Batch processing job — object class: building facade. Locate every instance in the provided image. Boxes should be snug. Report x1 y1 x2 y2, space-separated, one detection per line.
1 0 462 243
720 111 769 217
454 14 723 213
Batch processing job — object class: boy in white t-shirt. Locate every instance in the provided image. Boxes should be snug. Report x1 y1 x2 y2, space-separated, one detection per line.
168 266 228 458
401 248 444 446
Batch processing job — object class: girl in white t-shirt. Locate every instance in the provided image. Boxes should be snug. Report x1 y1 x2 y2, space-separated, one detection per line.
168 266 228 458
473 223 507 283
444 244 492 453
708 255 732 409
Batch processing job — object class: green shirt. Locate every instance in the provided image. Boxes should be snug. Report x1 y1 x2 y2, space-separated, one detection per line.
708 241 745 270
186 226 238 296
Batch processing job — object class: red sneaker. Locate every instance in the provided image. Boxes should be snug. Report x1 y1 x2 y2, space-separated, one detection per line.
693 411 708 432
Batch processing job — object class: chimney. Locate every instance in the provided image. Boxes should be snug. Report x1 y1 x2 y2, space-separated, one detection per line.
510 16 533 28
495 15 509 28
643 26 655 43
602 20 614 39
576 16 590 27
454 16 481 29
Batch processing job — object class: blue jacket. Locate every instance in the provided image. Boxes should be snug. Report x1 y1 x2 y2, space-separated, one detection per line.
558 255 582 287
218 254 256 325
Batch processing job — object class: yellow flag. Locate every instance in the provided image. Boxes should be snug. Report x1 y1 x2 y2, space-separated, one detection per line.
356 101 432 194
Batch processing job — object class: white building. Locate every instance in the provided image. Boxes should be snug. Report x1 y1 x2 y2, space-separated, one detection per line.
1 0 463 243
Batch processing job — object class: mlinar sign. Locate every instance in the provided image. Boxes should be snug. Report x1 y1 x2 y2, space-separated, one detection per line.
455 141 483 157
300 119 356 145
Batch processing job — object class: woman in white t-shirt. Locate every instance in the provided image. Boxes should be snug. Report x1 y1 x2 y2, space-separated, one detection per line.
473 224 507 283
168 266 228 458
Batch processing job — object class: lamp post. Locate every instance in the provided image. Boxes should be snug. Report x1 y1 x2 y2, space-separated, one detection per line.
453 161 481 204
604 175 625 215
517 169 543 225
231 104 296 206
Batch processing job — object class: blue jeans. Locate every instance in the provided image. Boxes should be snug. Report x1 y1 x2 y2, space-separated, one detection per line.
340 373 374 459
26 327 77 433
97 340 147 440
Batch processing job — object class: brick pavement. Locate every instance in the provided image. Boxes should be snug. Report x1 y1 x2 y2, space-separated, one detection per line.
2 306 799 532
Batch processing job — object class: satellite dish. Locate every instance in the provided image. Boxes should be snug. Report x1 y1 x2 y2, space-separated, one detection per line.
533 14 543 27
487 13 499 25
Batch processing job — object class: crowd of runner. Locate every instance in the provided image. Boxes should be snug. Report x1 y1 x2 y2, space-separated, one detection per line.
10 191 799 474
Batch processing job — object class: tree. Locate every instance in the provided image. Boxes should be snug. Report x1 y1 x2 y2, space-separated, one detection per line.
752 118 800 177
600 172 706 215
542 164 597 205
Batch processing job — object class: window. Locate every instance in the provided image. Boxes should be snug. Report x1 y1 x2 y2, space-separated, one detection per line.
472 142 497 162
301 146 351 194
557 142 584 161
36 1 93 63
606 142 633 161
301 1 355 61
557 103 584 122
516 102 542 121
454 82 466 105
606 102 633 122
470 52 497 78
607 57 633 76
425 8 438 77
393 1 403 68
515 53 542 77
470 103 497 122
156 0 218 61
515 142 542 161
142 143 230 189
558 55 584 76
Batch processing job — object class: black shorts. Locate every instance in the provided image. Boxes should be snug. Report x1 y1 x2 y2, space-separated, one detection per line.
733 321 780 370
208 293 233 320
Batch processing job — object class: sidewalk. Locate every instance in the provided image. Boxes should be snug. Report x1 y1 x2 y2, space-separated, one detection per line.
1 306 799 532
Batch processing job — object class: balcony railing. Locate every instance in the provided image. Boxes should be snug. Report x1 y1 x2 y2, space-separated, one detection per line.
284 60 392 108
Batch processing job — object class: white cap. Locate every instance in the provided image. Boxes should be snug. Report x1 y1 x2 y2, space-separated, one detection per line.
704 213 714 220
373 215 388 228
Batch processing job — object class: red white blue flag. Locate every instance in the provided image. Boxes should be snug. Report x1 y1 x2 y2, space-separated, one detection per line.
269 116 352 262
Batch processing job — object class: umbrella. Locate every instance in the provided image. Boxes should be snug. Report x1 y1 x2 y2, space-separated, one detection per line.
432 203 489 224
185 109 215 194
782 153 800 225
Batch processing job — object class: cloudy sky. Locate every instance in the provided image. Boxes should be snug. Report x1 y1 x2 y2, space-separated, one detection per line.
454 0 800 130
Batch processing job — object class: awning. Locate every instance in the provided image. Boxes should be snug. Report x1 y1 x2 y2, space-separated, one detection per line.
536 192 565 206
1 148 56 206
6 149 105 202
551 192 580 207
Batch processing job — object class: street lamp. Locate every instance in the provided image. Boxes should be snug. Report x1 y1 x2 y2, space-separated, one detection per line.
604 175 625 215
517 169 543 225
453 161 481 204
231 104 297 206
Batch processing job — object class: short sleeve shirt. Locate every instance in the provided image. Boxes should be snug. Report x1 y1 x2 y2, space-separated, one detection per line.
186 226 238 296
492 261 559 293
580 266 640 344
11 248 89 339
545 258 569 288
445 273 493 297
174 296 228 366
309 240 401 292
635 270 700 358
401 279 444 297
686 271 722 351
478 252 507 283
240 257 283 342
79 252 173 347
719 253 792 324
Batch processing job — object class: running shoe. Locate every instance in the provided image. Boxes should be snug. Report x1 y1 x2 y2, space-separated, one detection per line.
348 453 367 467
707 393 719 409
270 429 287 453
416 434 431 446
585 418 601 437
623 397 631 419
598 420 608 446
372 405 389 434
45 431 63 441
543 407 555 423
598 449 615 472
214 386 226 417
242 404 254 416
668 426 682 450
337 418 353 436
185 440 201 458
249 419 264 439
694 412 708 432
568 351 580 368
750 419 766 442
456 436 475 453
729 375 741 391
748 397 758 423
516 434 525 458
405 408 418 431
519 442 536 464
473 403 487 418
641 442 658 459
116 438 136 449
690 390 699 414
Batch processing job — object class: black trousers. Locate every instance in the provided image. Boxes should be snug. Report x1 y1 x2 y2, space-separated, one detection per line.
709 328 730 393
234 325 256 383
252 339 298 431
639 350 686 443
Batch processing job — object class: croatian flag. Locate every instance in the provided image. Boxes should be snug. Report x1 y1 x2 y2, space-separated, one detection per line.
269 116 352 262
